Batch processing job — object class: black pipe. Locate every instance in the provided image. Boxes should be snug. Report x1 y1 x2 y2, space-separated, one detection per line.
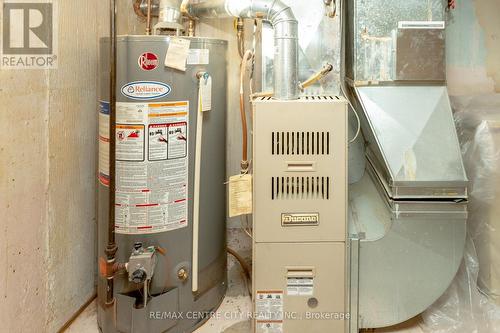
105 0 118 306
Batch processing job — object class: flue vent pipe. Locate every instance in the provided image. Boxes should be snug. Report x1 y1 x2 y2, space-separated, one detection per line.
189 0 299 100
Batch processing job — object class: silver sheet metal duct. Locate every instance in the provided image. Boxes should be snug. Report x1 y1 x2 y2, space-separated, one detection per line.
158 0 182 25
138 0 184 32
257 0 342 96
189 0 299 100
346 85 469 330
349 171 466 329
354 85 468 199
344 0 468 329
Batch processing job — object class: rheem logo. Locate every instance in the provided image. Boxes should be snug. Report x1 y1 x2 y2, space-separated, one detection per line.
1 0 58 69
138 52 159 71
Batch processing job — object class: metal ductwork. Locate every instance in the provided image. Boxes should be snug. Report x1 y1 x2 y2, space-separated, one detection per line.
137 0 184 32
158 0 182 26
188 0 299 100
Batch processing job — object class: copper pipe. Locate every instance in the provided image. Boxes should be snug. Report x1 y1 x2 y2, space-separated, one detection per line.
134 0 160 18
133 0 147 18
236 18 245 59
180 0 196 20
146 0 153 35
239 50 253 169
188 19 195 37
239 95 248 166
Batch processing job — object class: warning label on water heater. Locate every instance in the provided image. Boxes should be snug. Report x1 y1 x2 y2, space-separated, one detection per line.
102 101 190 234
148 122 187 161
116 125 145 161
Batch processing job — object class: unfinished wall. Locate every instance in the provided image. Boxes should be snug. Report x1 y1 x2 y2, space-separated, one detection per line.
447 0 500 95
473 0 500 92
0 1 108 332
0 52 50 332
45 1 109 331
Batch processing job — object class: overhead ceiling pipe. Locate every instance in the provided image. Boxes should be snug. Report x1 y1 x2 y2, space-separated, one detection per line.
188 0 299 100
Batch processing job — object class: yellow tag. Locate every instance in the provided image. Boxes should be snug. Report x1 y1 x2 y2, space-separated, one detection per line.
228 174 253 217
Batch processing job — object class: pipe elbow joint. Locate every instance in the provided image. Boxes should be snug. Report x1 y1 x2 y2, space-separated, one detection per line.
190 0 300 100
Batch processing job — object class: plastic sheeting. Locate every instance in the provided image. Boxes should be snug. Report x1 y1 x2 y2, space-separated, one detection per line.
421 94 500 332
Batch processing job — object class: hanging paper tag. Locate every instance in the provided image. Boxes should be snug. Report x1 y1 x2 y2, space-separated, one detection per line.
228 174 253 217
199 75 212 112
165 38 191 71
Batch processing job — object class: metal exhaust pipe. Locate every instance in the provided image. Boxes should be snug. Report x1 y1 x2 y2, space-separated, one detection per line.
188 0 299 100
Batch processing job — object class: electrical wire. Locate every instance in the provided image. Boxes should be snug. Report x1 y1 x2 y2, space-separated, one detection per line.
243 228 253 239
340 83 361 144
336 0 362 145
241 214 253 239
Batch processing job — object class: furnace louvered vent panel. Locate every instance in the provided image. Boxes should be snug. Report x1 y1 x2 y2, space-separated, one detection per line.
258 96 340 101
272 131 331 155
300 95 340 101
253 98 346 243
271 176 331 200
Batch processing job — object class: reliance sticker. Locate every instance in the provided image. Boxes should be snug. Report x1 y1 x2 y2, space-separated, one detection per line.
121 81 171 100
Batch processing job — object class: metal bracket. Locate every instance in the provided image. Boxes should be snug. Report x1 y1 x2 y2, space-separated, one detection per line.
348 236 360 333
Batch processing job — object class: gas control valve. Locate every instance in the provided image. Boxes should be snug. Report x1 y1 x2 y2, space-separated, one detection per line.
126 242 157 284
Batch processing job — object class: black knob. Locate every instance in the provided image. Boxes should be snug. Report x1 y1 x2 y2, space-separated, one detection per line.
133 242 143 251
131 269 147 284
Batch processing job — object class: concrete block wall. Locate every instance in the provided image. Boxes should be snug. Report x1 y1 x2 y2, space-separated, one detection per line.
0 1 108 332
0 0 499 332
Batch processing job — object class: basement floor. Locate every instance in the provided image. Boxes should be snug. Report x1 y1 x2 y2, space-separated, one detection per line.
67 232 425 333
67 297 425 333
67 261 425 333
